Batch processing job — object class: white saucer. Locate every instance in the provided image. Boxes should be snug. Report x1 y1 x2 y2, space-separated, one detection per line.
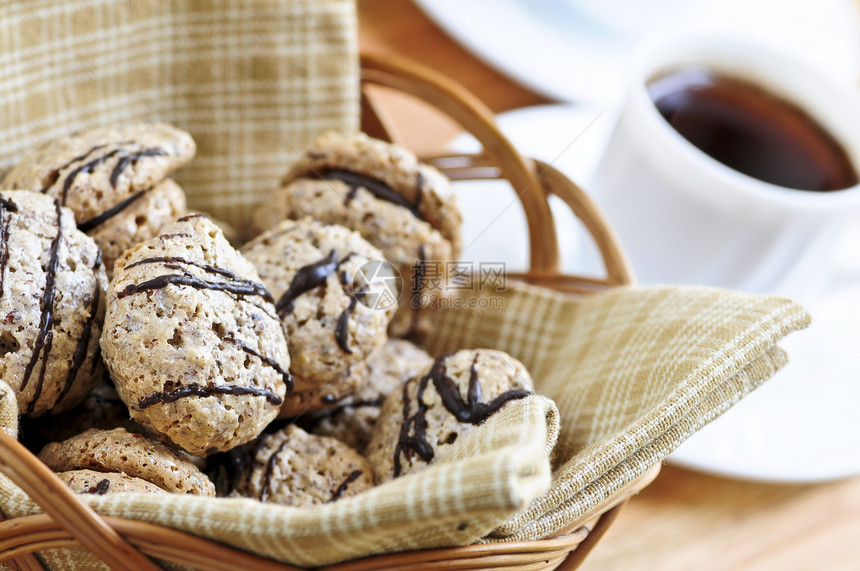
457 104 860 482
671 284 860 483
415 0 860 103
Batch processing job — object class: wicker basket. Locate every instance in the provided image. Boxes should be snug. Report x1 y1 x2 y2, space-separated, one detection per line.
0 51 659 570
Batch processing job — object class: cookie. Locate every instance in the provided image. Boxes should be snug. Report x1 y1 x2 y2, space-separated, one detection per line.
365 349 535 483
0 190 107 417
260 132 461 254
2 123 194 222
38 427 215 495
1 123 194 275
307 339 433 451
233 424 374 507
82 178 187 277
279 359 369 418
241 218 395 412
56 469 168 496
253 132 462 336
101 214 290 455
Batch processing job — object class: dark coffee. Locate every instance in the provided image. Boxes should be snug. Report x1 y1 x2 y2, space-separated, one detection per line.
649 68 859 191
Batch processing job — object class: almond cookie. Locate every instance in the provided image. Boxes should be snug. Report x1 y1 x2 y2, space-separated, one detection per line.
101 214 290 455
307 339 433 451
232 424 374 507
39 427 215 495
0 190 107 417
365 349 534 483
253 132 462 336
1 123 194 274
81 177 187 277
279 359 369 418
57 469 168 495
241 218 396 413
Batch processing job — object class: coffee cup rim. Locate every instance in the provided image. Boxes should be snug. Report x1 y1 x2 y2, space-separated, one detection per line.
628 31 860 212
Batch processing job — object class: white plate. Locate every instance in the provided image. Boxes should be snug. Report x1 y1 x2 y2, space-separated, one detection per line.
457 104 860 482
415 0 860 103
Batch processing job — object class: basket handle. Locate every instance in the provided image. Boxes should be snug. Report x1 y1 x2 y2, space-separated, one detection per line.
0 429 160 570
361 51 559 274
360 50 634 289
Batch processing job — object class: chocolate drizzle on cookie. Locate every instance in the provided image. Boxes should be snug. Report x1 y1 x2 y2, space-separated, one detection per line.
392 353 531 477
56 145 166 204
327 469 363 503
109 149 167 188
335 298 358 354
334 265 363 354
0 197 19 213
74 148 167 232
118 269 273 303
393 380 434 478
39 144 107 193
55 251 103 407
176 213 208 223
61 149 123 204
137 382 284 410
77 189 148 232
20 200 64 414
275 250 339 317
124 256 246 280
222 333 294 393
315 169 424 220
0 196 19 299
93 479 111 495
260 439 291 502
45 144 166 205
275 250 358 320
343 184 360 207
435 354 531 424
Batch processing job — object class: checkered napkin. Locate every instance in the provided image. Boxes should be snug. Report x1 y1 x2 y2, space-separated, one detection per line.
0 0 358 235
0 282 809 568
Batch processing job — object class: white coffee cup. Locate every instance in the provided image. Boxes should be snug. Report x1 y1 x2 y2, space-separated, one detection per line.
592 32 860 295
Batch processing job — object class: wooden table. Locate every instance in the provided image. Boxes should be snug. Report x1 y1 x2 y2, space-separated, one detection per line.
359 2 860 569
